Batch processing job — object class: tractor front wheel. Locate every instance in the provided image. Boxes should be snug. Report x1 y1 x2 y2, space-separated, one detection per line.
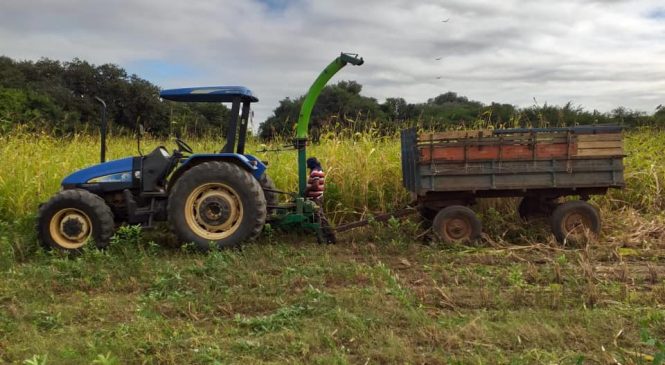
168 161 267 250
37 189 115 252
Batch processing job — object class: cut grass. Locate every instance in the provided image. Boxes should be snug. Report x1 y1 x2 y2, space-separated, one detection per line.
1 239 664 364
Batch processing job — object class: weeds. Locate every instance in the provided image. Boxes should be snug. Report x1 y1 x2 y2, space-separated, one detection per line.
640 329 665 364
22 355 47 365
235 304 314 334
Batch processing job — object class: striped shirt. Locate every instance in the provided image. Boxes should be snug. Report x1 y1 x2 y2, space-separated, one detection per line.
306 169 325 199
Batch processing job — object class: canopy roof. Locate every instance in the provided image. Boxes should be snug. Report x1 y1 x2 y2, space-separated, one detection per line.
159 86 258 103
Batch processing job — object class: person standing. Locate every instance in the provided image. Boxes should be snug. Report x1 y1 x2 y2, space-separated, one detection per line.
305 157 336 243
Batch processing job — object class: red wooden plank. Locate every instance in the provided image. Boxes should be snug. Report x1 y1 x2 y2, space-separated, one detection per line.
420 143 576 162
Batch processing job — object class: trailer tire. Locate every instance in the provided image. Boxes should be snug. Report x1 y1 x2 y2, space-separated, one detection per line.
37 189 115 252
432 205 482 243
550 201 600 244
168 161 267 251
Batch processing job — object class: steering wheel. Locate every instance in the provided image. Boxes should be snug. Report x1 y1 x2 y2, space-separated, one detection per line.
175 138 193 154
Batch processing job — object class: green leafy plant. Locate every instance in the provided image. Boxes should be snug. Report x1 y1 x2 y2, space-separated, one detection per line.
92 352 119 365
22 355 47 365
640 328 665 365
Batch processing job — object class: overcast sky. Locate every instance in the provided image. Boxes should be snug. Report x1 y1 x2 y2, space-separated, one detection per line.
1 0 665 127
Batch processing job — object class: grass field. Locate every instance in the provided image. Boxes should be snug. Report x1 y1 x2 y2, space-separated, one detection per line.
0 129 664 364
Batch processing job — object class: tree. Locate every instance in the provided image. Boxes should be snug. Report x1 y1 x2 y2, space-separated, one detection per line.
0 56 228 136
655 105 665 126
428 91 470 105
259 81 386 139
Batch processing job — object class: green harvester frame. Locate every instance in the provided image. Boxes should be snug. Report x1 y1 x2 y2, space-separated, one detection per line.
270 52 364 241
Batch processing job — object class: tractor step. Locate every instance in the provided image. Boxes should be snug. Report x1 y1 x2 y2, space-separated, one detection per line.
141 190 168 198
123 189 162 227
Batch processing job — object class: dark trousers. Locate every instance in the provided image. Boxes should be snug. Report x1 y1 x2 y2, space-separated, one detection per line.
312 196 335 244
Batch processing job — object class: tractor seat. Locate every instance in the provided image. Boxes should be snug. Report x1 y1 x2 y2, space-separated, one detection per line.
142 147 172 192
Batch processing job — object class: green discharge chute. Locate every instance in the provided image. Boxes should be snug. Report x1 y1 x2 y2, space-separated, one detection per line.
295 53 364 196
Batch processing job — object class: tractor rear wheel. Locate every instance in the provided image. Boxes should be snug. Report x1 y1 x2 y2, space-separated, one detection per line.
168 161 267 250
432 205 482 243
259 174 279 214
37 189 115 252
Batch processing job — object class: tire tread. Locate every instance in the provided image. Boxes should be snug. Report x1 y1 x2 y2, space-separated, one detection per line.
549 200 601 243
167 161 266 250
432 205 482 243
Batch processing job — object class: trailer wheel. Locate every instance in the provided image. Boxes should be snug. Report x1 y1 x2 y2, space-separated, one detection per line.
550 201 600 243
37 189 115 252
168 161 267 250
432 205 482 243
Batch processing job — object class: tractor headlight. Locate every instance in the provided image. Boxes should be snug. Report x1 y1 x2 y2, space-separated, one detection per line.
87 172 132 183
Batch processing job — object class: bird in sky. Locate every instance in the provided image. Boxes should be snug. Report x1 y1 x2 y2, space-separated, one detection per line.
441 18 450 22
435 57 442 60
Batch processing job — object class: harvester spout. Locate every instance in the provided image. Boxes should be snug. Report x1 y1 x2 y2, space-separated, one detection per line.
295 52 364 197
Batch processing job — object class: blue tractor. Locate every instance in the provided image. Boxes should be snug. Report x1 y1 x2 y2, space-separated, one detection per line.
37 53 364 252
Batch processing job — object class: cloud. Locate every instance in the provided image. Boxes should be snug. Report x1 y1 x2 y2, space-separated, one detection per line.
1 0 664 126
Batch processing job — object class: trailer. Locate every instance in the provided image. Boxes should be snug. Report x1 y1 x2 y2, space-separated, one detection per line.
400 125 625 243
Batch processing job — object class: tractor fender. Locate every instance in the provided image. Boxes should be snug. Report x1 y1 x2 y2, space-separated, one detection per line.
168 153 266 191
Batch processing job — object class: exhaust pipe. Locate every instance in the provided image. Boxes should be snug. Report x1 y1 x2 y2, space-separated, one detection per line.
94 97 107 163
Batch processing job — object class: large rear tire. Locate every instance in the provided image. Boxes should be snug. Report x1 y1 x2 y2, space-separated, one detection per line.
259 173 279 214
37 189 115 252
168 161 267 250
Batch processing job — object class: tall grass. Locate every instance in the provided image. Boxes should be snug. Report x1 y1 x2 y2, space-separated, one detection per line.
258 129 408 221
2 127 663 217
0 129 410 223
605 128 665 213
264 128 665 219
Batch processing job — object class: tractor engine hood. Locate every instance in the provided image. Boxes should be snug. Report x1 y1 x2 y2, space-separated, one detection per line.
62 157 135 188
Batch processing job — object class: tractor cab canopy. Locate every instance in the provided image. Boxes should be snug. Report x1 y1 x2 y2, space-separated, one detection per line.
159 86 258 103
159 86 258 154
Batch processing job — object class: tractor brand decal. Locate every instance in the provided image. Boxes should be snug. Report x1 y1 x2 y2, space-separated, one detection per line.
87 172 132 183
